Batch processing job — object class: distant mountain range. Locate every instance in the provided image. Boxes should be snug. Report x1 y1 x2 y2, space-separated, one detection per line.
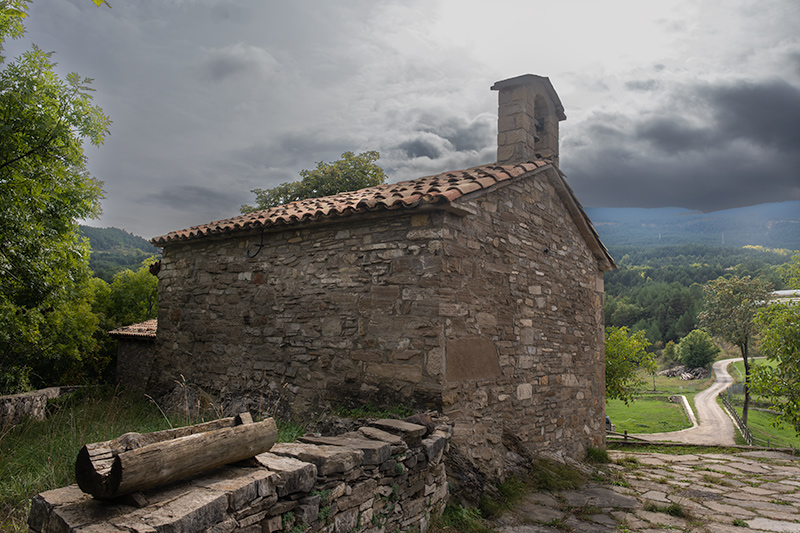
584 201 800 250
79 226 160 282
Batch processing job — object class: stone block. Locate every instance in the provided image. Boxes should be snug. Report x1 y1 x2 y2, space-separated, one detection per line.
269 443 363 476
295 494 321 524
253 452 317 496
334 507 359 532
142 488 228 533
422 434 446 464
369 419 426 442
357 426 405 446
194 467 277 511
298 436 391 466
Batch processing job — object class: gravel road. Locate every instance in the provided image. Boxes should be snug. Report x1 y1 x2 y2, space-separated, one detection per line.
633 358 739 445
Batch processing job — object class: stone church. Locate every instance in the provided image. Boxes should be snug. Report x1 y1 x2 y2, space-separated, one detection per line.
145 74 615 477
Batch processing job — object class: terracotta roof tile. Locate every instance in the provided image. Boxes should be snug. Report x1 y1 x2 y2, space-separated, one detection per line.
152 161 550 245
109 319 157 339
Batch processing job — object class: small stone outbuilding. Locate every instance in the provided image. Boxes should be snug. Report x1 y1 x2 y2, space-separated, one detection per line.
148 74 615 477
109 319 157 390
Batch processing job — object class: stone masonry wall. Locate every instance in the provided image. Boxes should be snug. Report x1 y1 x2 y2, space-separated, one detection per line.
116 339 156 390
29 418 450 533
439 172 606 477
150 168 606 479
153 211 448 418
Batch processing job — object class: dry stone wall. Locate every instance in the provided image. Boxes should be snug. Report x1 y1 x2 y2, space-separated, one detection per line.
29 418 451 533
0 387 75 429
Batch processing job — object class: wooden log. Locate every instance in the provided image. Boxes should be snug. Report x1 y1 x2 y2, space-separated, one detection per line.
76 417 277 499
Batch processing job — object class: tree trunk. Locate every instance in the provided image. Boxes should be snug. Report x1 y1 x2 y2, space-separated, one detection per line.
76 415 276 500
741 342 750 427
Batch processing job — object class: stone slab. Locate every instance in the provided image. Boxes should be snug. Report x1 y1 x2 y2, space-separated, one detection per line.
298 435 391 465
270 442 363 475
253 452 317 496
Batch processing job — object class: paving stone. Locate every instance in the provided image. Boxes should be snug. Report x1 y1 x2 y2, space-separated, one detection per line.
641 490 669 503
560 485 639 510
747 517 800 532
635 509 687 529
702 500 757 518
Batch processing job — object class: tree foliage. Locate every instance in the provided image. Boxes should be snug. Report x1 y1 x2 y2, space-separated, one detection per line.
677 329 719 369
698 275 773 425
751 303 800 436
778 253 800 289
0 0 110 392
242 151 387 212
605 326 655 404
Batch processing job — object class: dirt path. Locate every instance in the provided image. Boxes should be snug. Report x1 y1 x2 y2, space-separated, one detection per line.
633 358 739 445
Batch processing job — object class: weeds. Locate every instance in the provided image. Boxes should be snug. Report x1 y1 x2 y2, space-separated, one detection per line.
643 501 689 518
429 503 497 533
585 446 610 463
479 476 528 517
733 518 750 527
528 457 585 492
701 473 732 486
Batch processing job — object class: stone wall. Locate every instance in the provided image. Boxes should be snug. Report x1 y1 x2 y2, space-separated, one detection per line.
29 418 451 533
0 387 72 429
153 210 448 417
151 168 606 478
116 338 156 390
438 173 606 477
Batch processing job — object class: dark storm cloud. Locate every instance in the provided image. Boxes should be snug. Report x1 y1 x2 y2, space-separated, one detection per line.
398 139 442 160
143 185 245 214
635 117 715 154
702 79 800 152
415 114 495 153
564 76 800 211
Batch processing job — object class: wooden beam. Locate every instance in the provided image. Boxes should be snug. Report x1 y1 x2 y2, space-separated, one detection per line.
76 416 277 499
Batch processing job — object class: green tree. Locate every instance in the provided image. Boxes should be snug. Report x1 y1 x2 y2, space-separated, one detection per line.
663 340 678 363
778 253 800 288
605 326 655 404
242 151 387 212
698 275 773 425
677 329 719 369
90 258 158 382
0 0 110 392
751 303 800 436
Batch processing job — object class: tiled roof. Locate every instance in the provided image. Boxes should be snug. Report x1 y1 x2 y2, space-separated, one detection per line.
152 161 550 245
109 319 157 339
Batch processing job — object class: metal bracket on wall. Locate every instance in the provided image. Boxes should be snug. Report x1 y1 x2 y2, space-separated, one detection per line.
246 229 265 259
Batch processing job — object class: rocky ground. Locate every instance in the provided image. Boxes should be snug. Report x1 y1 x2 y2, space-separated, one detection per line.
492 448 800 533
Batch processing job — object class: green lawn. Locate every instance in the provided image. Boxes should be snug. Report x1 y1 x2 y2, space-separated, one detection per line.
606 371 716 435
606 396 692 434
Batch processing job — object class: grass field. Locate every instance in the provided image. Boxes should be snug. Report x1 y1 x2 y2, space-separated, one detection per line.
606 396 691 434
605 372 712 434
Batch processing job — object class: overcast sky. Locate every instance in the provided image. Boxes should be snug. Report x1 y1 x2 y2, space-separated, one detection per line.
6 0 800 239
